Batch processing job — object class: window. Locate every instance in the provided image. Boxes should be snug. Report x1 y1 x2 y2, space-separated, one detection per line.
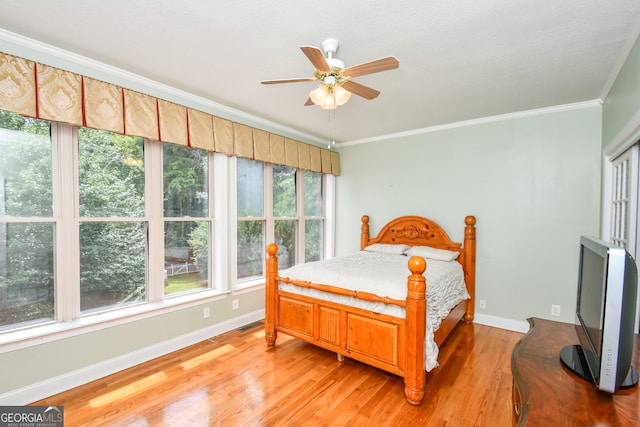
78 128 146 312
303 170 323 262
608 144 638 250
236 157 265 280
235 158 326 285
0 108 331 337
163 143 211 296
0 111 54 330
0 112 224 333
273 165 297 269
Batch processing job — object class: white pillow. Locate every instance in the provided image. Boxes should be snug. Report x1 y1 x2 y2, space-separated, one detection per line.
364 243 410 255
405 245 459 261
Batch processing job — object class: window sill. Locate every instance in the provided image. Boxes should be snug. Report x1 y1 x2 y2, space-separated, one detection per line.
0 288 227 354
234 278 266 294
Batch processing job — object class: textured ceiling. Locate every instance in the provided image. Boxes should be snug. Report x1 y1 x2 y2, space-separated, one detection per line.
0 0 639 145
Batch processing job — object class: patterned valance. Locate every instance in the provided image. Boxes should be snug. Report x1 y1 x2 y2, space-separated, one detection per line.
0 51 340 175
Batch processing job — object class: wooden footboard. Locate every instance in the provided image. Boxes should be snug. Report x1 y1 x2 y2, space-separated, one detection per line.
264 215 476 406
265 244 427 405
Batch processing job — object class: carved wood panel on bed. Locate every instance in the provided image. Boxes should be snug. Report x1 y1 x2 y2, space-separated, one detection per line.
265 215 476 406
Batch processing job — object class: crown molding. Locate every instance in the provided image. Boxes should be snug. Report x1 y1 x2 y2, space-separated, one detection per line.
339 100 603 147
599 18 640 103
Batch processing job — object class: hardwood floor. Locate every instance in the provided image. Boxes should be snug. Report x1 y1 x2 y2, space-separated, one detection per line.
33 321 523 426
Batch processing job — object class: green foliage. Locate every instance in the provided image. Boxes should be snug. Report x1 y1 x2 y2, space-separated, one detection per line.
79 222 146 309
273 165 296 217
163 144 208 217
77 129 146 307
78 128 144 217
0 111 52 217
0 111 54 324
1 108 325 319
188 221 209 280
237 220 264 278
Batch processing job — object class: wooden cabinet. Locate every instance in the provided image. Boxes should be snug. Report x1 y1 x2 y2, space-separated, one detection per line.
511 317 640 426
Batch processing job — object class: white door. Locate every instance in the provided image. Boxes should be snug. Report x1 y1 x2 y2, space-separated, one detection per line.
605 143 639 331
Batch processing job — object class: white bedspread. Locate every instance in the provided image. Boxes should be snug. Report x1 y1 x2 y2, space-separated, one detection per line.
277 251 469 371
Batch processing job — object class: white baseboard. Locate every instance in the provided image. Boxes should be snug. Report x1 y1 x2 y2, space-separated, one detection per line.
474 313 530 333
0 309 265 405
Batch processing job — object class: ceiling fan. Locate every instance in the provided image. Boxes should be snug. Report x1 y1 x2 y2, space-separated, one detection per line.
261 39 399 110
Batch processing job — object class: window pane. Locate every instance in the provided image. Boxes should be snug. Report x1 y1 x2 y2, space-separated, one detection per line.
237 158 263 217
0 222 54 329
237 220 263 279
275 219 296 269
78 128 144 217
305 220 323 262
304 170 322 217
0 111 52 217
163 144 208 217
273 165 296 217
80 222 146 312
165 221 209 296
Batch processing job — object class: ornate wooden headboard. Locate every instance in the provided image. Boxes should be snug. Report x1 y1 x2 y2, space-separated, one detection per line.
361 215 463 251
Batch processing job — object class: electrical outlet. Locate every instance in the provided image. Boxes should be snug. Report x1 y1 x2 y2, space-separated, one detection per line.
232 299 239 310
551 304 561 317
479 299 486 309
203 307 210 319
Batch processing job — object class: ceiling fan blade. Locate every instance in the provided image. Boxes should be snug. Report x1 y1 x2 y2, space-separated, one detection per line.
341 80 380 100
261 77 316 85
304 98 314 106
300 45 330 72
343 56 399 78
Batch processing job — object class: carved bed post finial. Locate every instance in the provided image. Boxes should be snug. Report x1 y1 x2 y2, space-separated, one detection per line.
361 215 370 251
405 256 426 406
463 216 476 323
265 243 279 346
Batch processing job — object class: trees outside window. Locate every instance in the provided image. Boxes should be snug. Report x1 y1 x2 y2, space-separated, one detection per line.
273 165 297 269
236 160 325 285
163 143 210 296
237 158 265 280
0 111 53 328
0 108 329 332
78 128 146 312
304 170 323 262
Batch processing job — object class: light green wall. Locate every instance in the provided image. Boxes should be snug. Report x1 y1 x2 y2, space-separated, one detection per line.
603 34 640 147
335 106 602 323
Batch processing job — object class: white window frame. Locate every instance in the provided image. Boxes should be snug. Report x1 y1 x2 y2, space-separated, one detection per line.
233 158 332 289
604 113 640 333
0 121 227 351
160 142 217 298
604 145 639 250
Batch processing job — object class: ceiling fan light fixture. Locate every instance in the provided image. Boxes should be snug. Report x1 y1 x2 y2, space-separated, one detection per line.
309 81 351 110
261 39 399 108
321 93 337 110
309 84 330 106
333 85 351 106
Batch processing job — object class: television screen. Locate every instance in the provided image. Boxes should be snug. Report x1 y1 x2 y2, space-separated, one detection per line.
576 244 604 357
560 236 638 393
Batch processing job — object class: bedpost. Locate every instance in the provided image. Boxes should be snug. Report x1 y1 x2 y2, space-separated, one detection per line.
265 243 279 346
463 216 476 323
360 215 370 250
405 255 426 406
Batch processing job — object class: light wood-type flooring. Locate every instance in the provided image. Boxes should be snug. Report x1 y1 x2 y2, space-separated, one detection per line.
33 320 523 426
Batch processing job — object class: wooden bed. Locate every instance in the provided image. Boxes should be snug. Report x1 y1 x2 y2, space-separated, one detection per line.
264 214 476 406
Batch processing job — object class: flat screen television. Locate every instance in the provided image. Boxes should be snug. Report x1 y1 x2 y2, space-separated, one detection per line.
560 236 639 393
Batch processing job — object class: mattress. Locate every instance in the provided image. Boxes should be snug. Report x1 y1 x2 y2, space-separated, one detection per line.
277 251 469 371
